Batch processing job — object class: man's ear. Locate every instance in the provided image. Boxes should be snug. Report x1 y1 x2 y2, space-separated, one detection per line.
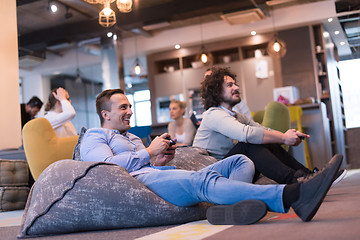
101 110 110 121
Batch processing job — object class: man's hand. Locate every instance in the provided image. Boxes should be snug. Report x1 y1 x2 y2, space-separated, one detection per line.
153 147 176 166
283 129 309 146
146 133 176 158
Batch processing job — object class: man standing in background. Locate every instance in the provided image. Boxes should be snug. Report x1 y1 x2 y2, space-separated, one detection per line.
20 96 43 128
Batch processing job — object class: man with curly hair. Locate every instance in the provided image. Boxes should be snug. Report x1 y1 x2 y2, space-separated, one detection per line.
193 67 345 185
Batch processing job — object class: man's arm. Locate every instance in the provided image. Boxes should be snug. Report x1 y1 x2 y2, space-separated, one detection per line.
203 108 264 144
204 108 308 146
80 129 151 172
262 129 309 146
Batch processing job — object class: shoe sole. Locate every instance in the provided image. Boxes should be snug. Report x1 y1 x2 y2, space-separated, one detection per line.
295 154 343 222
331 169 347 187
206 200 267 225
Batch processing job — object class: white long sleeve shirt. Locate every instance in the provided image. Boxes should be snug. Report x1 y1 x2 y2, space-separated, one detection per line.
45 100 77 138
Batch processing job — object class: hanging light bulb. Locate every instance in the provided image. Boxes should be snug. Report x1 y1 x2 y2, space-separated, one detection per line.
116 0 132 13
75 68 82 84
267 10 287 58
267 36 287 57
99 0 116 27
201 52 208 64
273 41 281 52
134 59 141 75
49 1 58 13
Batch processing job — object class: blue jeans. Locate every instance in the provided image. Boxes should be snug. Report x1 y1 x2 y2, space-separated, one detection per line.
135 154 286 213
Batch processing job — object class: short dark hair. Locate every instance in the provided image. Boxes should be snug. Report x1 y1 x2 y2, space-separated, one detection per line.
27 96 43 109
200 67 237 110
96 89 125 125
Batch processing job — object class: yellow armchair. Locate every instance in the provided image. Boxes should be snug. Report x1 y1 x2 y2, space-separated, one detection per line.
22 118 78 181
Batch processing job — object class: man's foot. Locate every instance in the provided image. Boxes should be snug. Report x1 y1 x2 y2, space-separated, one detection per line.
206 200 267 225
297 166 346 188
331 169 347 187
292 154 343 222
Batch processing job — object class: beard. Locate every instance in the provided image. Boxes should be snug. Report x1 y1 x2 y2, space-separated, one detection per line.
223 95 241 108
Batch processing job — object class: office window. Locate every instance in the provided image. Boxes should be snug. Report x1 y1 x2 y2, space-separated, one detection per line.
126 90 152 127
339 59 360 128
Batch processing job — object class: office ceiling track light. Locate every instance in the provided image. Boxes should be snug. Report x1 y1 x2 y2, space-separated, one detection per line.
48 0 58 13
83 0 133 27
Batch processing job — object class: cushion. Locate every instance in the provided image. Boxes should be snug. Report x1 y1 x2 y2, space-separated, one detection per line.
72 127 87 161
18 160 210 238
0 160 29 186
0 186 29 212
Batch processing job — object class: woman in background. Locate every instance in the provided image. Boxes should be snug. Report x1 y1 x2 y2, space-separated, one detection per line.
44 87 77 138
168 100 196 146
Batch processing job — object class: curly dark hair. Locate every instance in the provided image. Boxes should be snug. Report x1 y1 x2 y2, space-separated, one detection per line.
200 67 237 110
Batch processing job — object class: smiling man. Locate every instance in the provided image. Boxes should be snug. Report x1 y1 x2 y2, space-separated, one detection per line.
193 67 346 185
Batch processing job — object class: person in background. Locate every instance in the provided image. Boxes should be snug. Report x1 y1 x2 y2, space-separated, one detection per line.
168 100 196 146
44 87 77 138
20 96 43 128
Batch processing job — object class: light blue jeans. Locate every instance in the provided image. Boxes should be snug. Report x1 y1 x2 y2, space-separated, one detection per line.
135 154 286 213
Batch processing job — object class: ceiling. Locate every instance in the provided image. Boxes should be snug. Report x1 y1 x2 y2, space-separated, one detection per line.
17 0 360 61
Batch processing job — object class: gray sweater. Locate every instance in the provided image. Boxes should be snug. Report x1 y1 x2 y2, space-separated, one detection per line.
193 107 268 160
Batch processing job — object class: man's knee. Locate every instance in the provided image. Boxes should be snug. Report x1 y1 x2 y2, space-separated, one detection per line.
232 154 255 171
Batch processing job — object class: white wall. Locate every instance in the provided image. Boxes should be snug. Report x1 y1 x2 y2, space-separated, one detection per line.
0 0 22 149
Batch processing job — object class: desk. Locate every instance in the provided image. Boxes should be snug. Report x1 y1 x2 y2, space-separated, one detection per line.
290 103 332 169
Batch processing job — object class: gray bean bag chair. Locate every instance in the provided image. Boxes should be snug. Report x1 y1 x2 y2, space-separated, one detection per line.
18 146 217 238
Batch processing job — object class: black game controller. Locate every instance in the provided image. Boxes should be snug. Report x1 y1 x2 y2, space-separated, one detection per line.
299 136 305 140
165 136 176 146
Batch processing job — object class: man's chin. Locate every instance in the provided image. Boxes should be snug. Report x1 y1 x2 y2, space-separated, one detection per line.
232 98 241 105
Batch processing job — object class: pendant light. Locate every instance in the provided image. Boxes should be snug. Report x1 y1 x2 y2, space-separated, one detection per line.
83 0 133 27
99 0 116 27
200 45 208 64
199 17 210 64
267 9 287 58
116 0 132 13
74 43 82 84
132 36 142 76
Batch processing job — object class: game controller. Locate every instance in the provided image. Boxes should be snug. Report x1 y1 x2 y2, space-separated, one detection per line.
165 136 176 146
